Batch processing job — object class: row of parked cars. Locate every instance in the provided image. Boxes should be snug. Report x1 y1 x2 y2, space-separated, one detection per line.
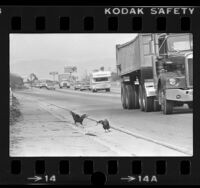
32 79 111 93
32 80 56 90
73 81 111 92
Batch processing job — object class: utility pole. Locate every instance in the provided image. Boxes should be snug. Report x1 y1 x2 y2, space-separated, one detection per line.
49 72 58 82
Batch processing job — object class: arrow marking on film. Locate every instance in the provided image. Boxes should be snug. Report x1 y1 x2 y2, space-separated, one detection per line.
27 176 42 182
120 176 136 182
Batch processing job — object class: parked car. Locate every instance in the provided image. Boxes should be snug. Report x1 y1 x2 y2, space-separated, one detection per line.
74 81 82 90
40 80 55 90
80 82 90 91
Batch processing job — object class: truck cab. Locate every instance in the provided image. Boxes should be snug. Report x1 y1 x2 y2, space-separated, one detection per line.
59 80 70 88
58 74 71 89
116 33 193 114
152 33 193 114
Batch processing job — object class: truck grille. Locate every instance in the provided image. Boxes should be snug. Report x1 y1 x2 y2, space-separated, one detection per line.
187 58 193 87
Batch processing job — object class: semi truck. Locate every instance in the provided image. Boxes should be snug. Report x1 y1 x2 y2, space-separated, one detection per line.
116 33 193 114
58 74 71 88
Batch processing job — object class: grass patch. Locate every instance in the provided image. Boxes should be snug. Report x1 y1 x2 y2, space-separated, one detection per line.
10 96 21 125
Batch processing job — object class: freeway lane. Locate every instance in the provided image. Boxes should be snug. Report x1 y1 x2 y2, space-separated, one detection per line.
14 88 193 155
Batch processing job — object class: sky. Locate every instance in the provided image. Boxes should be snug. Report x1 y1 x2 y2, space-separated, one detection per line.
10 34 137 80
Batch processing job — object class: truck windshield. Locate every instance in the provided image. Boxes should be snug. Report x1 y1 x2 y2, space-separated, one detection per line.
165 62 185 76
94 77 109 82
167 35 193 52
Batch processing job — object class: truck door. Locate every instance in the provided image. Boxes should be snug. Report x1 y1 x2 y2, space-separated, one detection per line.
140 34 154 80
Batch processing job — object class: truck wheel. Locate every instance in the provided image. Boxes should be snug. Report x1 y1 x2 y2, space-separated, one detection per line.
133 85 139 109
188 102 193 109
121 83 127 109
161 90 173 114
125 85 134 109
142 89 153 112
139 85 144 111
106 88 110 92
163 99 173 114
153 99 161 111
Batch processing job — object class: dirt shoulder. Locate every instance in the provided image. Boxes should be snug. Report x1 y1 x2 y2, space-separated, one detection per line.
10 92 119 157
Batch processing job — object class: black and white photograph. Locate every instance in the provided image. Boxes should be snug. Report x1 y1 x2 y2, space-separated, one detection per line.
9 33 193 157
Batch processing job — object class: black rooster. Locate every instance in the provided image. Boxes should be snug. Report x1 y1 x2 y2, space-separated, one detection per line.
97 119 111 132
70 111 87 126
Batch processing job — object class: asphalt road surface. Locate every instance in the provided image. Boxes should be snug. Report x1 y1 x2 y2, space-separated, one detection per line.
10 87 193 156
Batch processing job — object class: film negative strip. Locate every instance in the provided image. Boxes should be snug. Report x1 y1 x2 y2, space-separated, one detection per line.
0 5 199 185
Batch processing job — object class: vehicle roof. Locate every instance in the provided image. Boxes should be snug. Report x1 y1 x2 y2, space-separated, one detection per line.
91 71 111 78
116 33 191 49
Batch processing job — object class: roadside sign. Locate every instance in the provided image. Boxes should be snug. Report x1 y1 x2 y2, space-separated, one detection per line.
49 72 58 75
64 66 77 73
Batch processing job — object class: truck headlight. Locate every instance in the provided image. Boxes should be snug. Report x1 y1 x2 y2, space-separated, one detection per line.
169 78 177 86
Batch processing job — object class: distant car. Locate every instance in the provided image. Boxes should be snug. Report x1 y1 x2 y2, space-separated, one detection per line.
35 82 41 88
80 82 90 91
40 80 55 90
74 82 82 90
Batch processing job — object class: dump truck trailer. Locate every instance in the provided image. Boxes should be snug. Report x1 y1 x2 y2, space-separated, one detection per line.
116 33 193 114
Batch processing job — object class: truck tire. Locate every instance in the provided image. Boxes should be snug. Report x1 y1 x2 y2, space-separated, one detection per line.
133 85 139 109
106 88 110 92
121 83 127 109
125 85 135 109
160 90 173 114
142 89 154 112
163 99 173 114
153 99 161 111
139 85 144 111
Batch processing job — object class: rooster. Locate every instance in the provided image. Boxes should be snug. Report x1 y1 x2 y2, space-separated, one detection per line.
97 119 111 132
70 111 87 126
